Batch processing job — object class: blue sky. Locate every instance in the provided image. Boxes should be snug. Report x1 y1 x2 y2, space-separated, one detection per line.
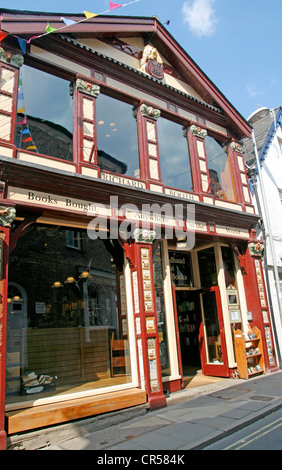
1 0 281 120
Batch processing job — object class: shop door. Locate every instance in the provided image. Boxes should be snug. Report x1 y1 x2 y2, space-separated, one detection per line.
173 288 202 376
199 286 229 377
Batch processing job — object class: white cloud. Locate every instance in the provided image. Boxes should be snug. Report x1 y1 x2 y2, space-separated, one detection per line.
246 83 264 98
182 0 218 37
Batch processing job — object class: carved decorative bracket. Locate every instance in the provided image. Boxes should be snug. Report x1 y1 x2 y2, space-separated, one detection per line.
230 141 244 154
248 241 264 258
0 206 16 227
134 103 161 120
0 47 24 68
76 79 100 98
134 228 156 243
190 124 207 139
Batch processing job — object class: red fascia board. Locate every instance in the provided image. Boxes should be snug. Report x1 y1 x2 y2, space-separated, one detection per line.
0 11 155 35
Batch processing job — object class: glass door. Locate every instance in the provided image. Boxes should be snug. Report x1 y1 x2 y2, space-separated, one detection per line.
199 286 229 376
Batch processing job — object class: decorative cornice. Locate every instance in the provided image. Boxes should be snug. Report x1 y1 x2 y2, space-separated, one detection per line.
190 124 207 139
0 47 24 68
76 78 100 97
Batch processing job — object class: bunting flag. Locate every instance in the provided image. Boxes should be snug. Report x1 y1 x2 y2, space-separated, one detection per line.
46 23 58 34
84 11 98 19
14 2 141 49
17 37 26 53
17 70 38 153
0 31 8 42
109 2 122 9
17 118 27 126
60 17 77 26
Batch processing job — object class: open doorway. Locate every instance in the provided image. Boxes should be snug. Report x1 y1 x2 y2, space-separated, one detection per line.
174 289 202 377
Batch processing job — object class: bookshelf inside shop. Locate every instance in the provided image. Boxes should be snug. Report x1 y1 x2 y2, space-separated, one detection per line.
234 326 265 379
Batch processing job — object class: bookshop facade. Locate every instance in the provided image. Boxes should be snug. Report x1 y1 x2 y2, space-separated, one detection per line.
0 10 279 446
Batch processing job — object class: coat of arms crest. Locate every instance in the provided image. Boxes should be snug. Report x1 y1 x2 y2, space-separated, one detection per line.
140 45 164 80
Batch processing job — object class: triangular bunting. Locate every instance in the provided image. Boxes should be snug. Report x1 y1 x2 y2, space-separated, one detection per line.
46 23 58 34
60 17 77 26
109 2 122 9
84 11 98 18
0 31 8 42
17 118 27 126
17 38 27 54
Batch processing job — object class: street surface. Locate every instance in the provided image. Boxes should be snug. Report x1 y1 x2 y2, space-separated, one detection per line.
203 407 282 450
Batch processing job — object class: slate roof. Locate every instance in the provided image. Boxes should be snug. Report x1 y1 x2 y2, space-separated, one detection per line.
243 106 282 166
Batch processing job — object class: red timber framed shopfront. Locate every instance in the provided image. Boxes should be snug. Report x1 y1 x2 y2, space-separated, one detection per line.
0 9 279 447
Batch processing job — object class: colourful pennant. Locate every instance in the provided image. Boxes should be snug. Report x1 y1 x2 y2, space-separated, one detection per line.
109 2 122 9
0 31 8 42
17 38 27 53
84 11 98 18
17 106 25 114
20 1 141 46
26 146 37 150
46 23 58 34
21 129 30 135
17 118 27 125
22 137 33 142
60 17 77 26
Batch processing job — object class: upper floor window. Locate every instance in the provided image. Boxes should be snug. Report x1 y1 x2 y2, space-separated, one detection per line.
96 93 139 178
158 117 193 192
16 65 73 161
205 136 236 201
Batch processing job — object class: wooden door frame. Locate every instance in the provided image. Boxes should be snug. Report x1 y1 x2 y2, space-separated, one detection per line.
199 286 229 377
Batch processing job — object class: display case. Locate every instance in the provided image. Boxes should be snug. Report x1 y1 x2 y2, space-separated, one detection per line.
233 326 265 379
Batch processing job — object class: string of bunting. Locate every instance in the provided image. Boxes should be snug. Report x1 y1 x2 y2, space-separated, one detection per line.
17 74 38 152
0 1 140 53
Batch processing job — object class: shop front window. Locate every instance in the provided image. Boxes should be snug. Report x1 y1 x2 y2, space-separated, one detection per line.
96 94 139 178
158 118 193 192
169 251 194 287
197 247 218 288
153 245 170 377
6 225 131 406
205 136 236 201
16 65 73 161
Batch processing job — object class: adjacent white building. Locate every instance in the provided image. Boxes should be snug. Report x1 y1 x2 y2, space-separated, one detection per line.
244 106 282 365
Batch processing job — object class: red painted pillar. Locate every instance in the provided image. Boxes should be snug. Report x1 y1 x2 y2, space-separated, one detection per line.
123 232 166 410
238 233 279 373
0 226 10 450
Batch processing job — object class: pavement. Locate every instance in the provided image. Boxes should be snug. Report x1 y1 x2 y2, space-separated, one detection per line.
7 369 282 451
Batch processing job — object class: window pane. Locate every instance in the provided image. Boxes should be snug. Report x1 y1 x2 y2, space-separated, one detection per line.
16 65 73 161
205 136 236 201
158 118 193 192
169 251 194 287
96 94 139 177
197 247 217 288
6 226 132 406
